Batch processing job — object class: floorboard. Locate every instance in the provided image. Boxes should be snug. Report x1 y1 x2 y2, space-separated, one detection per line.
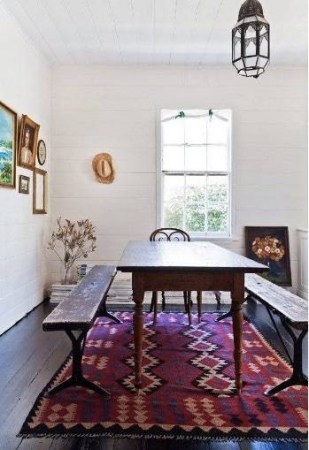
0 299 307 450
239 442 307 450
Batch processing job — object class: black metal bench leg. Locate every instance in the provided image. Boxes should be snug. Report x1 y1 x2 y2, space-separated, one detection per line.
214 291 221 310
45 330 110 398
161 291 166 310
153 291 158 324
216 294 247 322
98 301 122 324
265 323 308 396
216 309 232 322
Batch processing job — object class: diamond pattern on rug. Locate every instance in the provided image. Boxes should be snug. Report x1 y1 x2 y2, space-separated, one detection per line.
182 323 235 395
118 326 167 395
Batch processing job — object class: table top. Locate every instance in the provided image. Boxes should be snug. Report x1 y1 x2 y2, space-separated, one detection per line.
117 240 268 273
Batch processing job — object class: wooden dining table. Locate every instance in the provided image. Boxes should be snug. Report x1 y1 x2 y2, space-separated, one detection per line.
117 240 268 393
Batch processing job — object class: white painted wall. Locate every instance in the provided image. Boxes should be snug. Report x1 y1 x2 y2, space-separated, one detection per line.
0 2 51 335
51 64 307 292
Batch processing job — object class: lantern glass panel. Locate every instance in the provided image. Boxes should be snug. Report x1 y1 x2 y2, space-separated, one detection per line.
250 68 260 77
260 24 268 38
259 27 269 57
233 29 241 59
257 56 269 68
245 24 256 39
245 25 257 56
234 58 245 70
245 39 257 56
244 56 258 68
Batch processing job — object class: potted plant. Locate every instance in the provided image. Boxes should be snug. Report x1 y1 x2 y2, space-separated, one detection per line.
48 217 96 284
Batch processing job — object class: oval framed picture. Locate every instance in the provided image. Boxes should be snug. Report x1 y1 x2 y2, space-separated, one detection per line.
37 139 46 166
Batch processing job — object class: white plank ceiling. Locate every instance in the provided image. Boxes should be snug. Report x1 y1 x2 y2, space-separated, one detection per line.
1 0 307 65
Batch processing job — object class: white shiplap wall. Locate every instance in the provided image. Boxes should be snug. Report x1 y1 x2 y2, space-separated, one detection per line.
0 3 51 335
50 64 307 291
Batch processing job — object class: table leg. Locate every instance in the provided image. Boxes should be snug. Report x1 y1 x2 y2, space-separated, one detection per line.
132 275 145 389
197 291 202 321
152 291 158 324
231 273 244 393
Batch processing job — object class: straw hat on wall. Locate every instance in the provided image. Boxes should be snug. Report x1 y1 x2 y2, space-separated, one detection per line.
92 153 115 184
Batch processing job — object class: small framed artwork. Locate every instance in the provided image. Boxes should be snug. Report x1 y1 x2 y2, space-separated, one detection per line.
18 175 30 194
37 139 46 166
245 226 292 286
0 101 17 188
18 115 40 169
33 168 47 214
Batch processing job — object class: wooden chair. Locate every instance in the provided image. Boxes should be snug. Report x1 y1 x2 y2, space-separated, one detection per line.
149 228 196 325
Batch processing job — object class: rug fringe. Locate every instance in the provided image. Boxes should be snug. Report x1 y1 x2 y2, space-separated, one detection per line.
17 431 308 443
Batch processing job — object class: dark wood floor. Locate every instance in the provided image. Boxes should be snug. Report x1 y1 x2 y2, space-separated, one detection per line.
0 299 307 450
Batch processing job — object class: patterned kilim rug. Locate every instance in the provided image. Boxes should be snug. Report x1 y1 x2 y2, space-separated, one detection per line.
19 312 308 442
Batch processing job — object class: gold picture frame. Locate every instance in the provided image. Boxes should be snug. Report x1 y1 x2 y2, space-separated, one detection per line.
33 168 47 214
0 101 17 188
18 115 40 169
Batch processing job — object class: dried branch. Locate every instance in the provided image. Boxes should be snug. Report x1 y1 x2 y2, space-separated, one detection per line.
48 217 97 283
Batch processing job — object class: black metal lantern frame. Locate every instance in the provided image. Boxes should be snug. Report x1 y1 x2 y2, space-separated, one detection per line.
232 0 270 78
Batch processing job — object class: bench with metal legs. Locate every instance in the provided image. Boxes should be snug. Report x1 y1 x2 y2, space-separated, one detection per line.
239 274 307 396
43 265 117 397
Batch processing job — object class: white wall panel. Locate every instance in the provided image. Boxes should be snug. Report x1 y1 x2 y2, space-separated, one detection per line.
0 3 51 335
50 65 307 293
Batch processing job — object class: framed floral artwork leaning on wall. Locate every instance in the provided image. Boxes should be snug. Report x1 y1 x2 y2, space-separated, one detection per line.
245 226 292 286
0 101 17 188
18 115 40 169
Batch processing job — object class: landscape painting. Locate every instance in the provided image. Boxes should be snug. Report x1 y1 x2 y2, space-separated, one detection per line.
0 101 17 188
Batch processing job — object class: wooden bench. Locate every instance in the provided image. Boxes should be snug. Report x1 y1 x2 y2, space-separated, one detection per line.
43 265 117 398
245 273 308 396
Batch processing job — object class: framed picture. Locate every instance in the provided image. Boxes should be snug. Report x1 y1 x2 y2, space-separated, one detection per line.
245 226 292 286
18 115 40 169
18 175 30 194
0 101 17 188
33 168 47 214
37 139 46 166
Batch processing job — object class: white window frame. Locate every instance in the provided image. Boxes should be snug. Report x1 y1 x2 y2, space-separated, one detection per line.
157 109 232 238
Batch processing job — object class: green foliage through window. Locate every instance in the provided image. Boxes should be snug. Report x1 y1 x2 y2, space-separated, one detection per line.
161 109 231 235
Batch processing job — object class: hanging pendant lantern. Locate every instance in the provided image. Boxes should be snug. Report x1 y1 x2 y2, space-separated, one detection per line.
232 0 270 78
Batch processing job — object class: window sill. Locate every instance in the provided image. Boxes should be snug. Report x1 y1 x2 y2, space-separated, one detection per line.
191 235 240 243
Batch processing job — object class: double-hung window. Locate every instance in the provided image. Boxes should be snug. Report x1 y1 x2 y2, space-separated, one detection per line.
160 109 232 237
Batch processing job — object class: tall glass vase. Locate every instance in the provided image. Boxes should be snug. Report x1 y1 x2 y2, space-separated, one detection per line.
62 264 76 285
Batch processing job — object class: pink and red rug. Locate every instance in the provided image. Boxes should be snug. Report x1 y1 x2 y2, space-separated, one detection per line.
19 312 307 441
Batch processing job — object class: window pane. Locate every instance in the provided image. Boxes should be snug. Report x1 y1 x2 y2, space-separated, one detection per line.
207 115 229 144
207 175 228 232
185 145 206 171
207 145 228 171
186 204 205 232
207 175 228 205
207 206 228 232
185 175 206 203
163 145 184 171
185 117 206 144
185 176 206 232
162 119 184 145
163 175 184 229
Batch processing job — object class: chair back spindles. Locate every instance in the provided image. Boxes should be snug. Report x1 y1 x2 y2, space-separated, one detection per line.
149 227 192 325
149 228 190 242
